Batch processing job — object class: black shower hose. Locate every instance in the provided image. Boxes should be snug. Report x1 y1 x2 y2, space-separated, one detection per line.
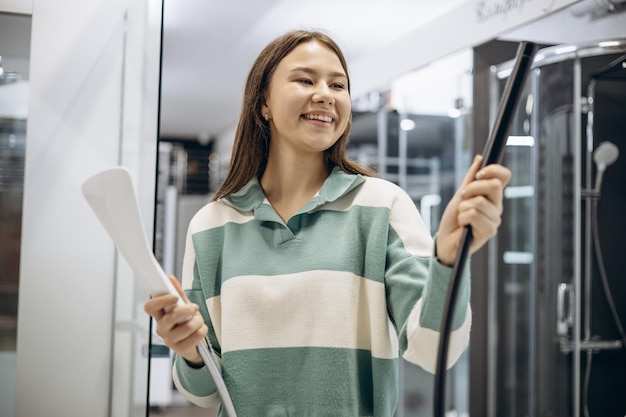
432 41 537 417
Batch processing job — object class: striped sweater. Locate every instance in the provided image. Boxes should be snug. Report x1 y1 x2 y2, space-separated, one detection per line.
173 166 471 417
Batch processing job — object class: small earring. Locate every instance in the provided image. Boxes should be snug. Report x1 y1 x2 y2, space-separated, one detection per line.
263 113 269 122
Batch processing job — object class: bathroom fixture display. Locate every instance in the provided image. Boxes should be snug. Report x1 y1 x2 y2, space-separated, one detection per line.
491 38 626 417
577 54 626 417
579 139 624 417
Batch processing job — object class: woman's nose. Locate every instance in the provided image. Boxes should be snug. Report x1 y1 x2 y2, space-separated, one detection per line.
312 83 334 104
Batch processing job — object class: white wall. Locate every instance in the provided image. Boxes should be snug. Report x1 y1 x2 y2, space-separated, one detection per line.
13 1 161 416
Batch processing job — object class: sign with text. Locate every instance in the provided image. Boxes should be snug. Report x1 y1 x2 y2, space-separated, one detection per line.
475 0 556 23
352 0 582 96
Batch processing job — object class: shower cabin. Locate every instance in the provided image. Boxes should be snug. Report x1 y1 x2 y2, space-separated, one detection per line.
488 40 626 417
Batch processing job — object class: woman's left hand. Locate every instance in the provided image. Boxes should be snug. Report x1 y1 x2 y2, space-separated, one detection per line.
435 155 512 266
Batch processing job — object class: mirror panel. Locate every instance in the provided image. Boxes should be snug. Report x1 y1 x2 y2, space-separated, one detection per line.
148 1 626 416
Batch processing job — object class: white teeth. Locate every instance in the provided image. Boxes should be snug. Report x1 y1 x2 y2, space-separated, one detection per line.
304 114 333 123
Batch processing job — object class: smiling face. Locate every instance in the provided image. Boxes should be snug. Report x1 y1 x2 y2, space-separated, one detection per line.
262 40 351 161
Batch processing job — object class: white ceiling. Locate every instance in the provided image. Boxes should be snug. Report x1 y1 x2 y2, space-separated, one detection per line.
158 0 467 140
158 0 626 141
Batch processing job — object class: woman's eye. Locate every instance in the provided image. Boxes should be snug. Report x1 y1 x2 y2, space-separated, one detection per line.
297 79 313 85
331 83 346 90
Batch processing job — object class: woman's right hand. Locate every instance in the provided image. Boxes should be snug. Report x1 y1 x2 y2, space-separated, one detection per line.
144 275 209 366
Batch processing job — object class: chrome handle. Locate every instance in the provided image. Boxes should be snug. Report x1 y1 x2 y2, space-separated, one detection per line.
556 283 574 336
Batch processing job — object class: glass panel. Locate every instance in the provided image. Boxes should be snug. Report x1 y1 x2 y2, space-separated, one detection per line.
489 56 578 417
489 70 536 417
0 118 25 351
379 48 474 417
107 2 164 416
149 138 216 415
533 59 576 417
0 12 30 417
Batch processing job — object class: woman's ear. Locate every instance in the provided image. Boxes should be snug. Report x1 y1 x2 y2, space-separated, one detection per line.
261 100 271 121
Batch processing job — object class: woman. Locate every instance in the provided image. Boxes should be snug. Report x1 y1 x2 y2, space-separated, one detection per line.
145 29 511 416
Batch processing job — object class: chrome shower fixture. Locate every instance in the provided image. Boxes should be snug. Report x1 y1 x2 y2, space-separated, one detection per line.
0 56 21 86
593 141 619 192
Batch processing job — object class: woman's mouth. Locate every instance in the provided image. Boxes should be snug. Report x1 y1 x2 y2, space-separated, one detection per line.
303 113 333 123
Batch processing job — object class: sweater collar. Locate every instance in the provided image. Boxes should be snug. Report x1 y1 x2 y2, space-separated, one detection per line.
225 166 366 215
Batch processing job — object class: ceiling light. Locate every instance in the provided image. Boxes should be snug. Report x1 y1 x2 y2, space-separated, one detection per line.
507 135 535 146
400 118 416 131
448 108 462 118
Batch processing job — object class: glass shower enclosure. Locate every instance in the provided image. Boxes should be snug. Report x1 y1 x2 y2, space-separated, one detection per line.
489 39 626 417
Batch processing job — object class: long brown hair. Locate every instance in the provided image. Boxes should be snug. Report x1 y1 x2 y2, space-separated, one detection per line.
212 29 373 201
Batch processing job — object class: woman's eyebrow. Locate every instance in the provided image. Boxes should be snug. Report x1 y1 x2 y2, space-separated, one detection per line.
289 66 347 79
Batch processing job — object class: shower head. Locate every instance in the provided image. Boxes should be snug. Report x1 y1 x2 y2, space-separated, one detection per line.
594 141 619 168
593 141 619 192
